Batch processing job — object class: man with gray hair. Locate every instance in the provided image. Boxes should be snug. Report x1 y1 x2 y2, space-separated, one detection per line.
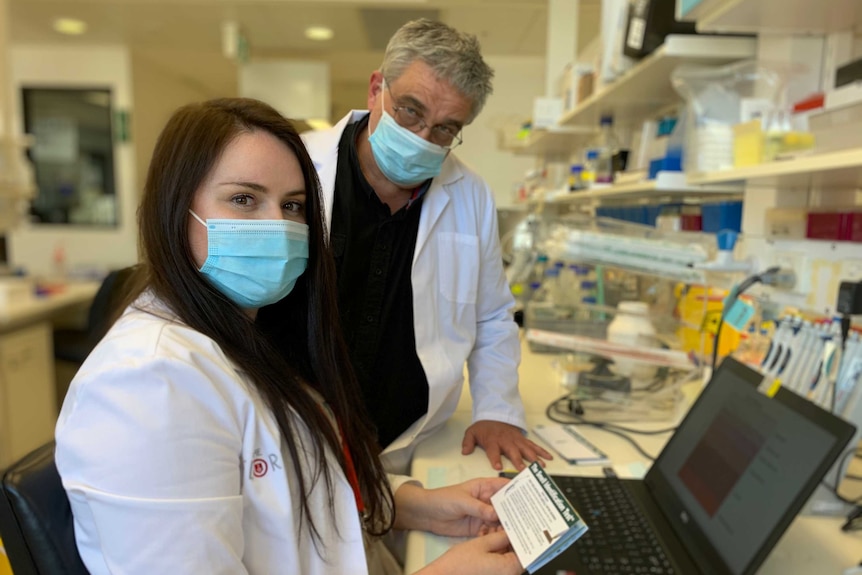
260 18 551 475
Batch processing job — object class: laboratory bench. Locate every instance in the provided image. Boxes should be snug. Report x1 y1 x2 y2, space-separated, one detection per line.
0 280 99 469
404 339 862 574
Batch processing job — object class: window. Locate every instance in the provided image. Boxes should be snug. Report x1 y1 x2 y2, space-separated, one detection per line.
22 88 117 226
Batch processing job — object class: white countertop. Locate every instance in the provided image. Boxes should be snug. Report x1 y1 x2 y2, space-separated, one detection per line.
0 280 100 332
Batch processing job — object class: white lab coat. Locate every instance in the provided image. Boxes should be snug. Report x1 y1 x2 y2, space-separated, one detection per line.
55 293 408 574
303 111 527 473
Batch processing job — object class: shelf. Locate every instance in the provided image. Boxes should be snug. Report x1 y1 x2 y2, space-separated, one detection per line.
544 172 742 204
682 0 861 34
507 127 595 157
687 148 862 189
558 35 757 129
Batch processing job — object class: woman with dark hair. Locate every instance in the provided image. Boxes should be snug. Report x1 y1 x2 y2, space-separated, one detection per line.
55 98 522 575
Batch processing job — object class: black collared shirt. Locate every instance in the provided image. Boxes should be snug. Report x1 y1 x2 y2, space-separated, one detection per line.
329 117 429 449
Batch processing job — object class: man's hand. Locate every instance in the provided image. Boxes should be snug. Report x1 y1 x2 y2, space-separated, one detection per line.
462 420 553 471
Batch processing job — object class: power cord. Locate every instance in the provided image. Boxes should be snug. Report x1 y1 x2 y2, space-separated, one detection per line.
711 266 781 372
821 448 862 507
545 394 676 461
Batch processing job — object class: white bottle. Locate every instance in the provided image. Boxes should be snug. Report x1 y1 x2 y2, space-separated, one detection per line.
607 301 659 382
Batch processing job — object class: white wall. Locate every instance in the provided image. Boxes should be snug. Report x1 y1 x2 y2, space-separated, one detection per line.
131 50 219 200
240 60 330 123
455 55 546 208
8 45 138 276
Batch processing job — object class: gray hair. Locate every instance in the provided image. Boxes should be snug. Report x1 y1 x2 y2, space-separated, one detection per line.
381 18 494 123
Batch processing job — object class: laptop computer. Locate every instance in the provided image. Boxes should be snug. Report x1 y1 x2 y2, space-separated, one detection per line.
536 356 857 575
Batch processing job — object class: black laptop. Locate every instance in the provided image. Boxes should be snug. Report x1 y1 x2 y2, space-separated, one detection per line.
537 356 857 575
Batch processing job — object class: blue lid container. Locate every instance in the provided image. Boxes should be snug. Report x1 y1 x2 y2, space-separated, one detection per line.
702 201 743 233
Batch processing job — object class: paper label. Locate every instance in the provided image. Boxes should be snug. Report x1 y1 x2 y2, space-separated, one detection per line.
492 462 589 572
723 297 756 333
626 18 646 50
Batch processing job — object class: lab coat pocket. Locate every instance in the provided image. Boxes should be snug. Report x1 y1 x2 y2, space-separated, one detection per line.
436 232 479 304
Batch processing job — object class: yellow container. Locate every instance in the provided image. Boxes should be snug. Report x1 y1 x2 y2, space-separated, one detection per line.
763 130 815 161
733 120 764 167
0 537 13 575
733 120 816 167
675 285 741 361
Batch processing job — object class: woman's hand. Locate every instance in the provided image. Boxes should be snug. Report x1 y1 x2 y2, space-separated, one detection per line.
414 531 523 575
393 477 510 537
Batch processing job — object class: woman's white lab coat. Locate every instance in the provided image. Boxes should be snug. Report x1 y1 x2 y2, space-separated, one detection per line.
303 111 527 473
55 293 403 574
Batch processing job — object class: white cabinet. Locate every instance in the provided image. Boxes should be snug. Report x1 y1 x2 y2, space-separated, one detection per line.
0 321 57 468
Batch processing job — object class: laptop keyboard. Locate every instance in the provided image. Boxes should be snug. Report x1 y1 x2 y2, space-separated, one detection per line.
556 476 676 575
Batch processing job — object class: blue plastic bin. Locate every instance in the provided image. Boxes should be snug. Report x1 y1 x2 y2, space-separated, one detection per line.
701 201 743 233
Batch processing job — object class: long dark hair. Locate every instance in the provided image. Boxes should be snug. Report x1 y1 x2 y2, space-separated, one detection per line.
130 98 393 542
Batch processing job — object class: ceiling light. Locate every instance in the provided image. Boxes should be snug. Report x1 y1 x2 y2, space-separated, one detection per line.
53 18 87 35
305 26 334 41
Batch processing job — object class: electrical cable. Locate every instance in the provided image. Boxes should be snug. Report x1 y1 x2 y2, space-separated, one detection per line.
711 267 781 372
841 505 861 532
545 395 676 462
580 423 657 462
820 448 862 506
547 395 678 435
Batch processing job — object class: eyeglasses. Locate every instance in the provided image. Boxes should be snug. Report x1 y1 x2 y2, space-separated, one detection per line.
385 86 463 149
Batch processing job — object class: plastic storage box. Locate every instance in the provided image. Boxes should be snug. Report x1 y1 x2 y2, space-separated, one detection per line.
765 207 808 239
701 200 743 233
806 209 862 242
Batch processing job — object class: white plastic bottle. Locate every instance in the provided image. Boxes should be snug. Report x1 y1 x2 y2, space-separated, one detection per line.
607 301 659 382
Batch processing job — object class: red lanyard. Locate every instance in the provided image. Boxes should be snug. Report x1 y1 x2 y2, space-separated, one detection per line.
338 423 365 514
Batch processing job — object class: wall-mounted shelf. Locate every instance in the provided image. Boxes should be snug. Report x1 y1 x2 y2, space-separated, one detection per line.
507 126 595 157
539 171 742 204
683 0 860 34
687 148 862 189
558 35 757 129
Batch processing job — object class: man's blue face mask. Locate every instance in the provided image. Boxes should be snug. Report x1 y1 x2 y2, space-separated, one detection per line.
368 81 449 187
190 210 309 308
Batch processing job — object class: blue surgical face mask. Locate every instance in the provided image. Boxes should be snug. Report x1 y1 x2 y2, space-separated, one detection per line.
189 210 309 308
368 82 449 187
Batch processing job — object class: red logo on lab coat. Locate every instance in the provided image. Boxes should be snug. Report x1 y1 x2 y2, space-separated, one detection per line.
252 458 268 478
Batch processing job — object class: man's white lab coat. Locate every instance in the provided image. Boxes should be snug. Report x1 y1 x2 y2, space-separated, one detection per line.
303 111 527 473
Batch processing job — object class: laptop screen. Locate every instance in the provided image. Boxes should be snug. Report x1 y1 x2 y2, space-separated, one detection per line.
645 357 855 575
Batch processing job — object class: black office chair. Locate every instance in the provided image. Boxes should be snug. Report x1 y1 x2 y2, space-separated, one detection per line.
0 442 89 575
53 266 136 365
